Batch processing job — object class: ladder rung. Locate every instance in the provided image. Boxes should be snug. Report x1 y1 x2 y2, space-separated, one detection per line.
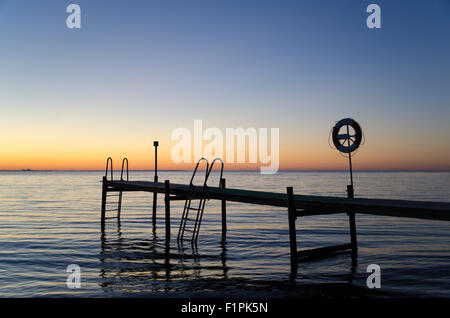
188 207 199 211
183 228 193 232
107 194 120 197
105 209 118 211
185 218 197 222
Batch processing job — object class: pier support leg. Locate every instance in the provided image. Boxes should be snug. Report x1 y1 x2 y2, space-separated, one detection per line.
287 187 298 276
348 213 357 253
152 175 158 228
152 192 157 227
153 141 159 229
347 185 358 254
117 191 122 219
165 180 171 243
220 178 227 237
101 176 107 233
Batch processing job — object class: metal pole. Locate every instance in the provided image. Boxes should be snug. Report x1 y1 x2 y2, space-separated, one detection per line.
348 153 353 187
345 126 357 252
154 141 159 182
345 125 357 253
347 152 354 198
346 124 354 188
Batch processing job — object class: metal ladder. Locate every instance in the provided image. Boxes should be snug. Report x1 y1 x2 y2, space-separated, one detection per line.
191 158 223 242
177 158 224 243
177 158 210 242
104 157 128 220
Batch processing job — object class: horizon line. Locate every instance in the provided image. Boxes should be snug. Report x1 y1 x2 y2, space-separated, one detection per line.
1 169 449 172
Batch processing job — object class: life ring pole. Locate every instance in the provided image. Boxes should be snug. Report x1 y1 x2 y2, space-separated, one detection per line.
346 124 354 192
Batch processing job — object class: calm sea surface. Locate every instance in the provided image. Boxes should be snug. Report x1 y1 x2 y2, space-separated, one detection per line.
0 171 449 297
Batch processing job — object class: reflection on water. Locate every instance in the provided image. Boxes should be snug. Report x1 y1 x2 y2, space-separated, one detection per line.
0 171 449 297
98 220 384 297
99 225 230 294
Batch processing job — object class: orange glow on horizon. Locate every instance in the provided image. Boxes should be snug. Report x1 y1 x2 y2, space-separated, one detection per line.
1 119 449 171
1 146 449 171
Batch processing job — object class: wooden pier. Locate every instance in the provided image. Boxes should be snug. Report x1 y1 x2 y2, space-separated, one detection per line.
102 179 450 220
101 176 450 273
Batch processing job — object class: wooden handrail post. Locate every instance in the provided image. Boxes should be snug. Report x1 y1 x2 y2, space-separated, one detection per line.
220 178 227 236
165 180 171 242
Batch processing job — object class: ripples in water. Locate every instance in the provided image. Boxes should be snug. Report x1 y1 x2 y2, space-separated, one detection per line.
0 171 449 297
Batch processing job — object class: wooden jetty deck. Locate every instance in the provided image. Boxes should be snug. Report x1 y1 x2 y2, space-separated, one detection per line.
101 175 450 275
103 179 450 221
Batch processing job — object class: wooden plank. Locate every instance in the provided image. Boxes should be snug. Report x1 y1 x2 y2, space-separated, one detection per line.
297 243 353 261
105 180 450 221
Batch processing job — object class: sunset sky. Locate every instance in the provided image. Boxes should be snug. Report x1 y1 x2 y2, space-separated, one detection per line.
1 0 449 171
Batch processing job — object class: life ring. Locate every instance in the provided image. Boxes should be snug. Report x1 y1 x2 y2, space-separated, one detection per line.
332 118 362 154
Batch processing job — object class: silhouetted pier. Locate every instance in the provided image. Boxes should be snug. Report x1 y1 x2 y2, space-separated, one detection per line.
103 179 450 220
100 133 450 275
101 170 450 273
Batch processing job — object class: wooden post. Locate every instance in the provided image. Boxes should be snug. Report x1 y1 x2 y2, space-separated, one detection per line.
349 214 357 254
101 176 107 233
152 177 158 228
220 178 227 236
153 141 159 227
287 187 297 272
165 180 170 242
347 184 358 254
117 191 122 219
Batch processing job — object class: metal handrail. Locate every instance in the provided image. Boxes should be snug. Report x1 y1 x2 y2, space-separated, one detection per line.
207 158 224 187
121 158 129 181
189 158 209 187
105 157 113 181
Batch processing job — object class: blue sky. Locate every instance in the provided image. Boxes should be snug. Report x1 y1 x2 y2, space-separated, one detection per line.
0 0 449 169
